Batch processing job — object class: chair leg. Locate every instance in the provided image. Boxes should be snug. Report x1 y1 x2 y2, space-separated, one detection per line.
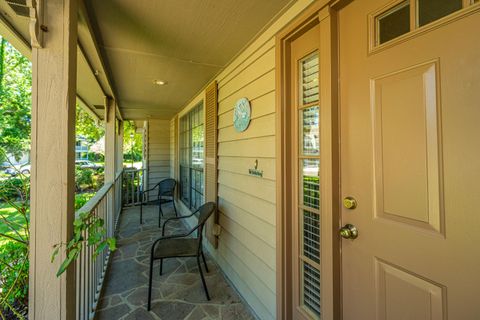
173 200 178 217
158 204 162 228
148 256 154 311
197 256 210 301
201 251 209 273
140 202 143 224
159 258 163 276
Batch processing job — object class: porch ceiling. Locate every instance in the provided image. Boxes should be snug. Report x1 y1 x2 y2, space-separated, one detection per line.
85 0 293 120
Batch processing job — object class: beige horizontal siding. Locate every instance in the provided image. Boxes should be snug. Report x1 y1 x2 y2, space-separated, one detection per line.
218 113 275 143
218 90 275 128
218 157 276 181
218 184 276 226
148 120 170 189
218 70 275 113
218 136 275 158
215 232 276 315
218 198 276 249
218 48 275 100
172 1 316 318
218 171 276 204
214 246 275 320
214 42 278 318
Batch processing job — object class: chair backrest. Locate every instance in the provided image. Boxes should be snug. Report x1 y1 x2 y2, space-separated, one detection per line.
197 202 216 226
195 202 216 248
158 178 176 197
190 202 217 253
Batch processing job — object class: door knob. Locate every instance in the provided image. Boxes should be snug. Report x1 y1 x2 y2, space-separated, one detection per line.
340 224 358 239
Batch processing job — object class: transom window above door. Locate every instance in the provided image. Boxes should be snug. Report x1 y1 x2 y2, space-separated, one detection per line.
371 0 479 48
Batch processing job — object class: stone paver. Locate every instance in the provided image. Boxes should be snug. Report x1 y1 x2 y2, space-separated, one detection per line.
96 205 255 320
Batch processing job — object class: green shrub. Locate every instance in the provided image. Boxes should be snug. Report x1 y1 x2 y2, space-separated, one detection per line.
75 168 104 192
0 241 29 306
75 168 94 191
75 192 95 211
92 173 104 190
0 177 29 201
87 152 104 162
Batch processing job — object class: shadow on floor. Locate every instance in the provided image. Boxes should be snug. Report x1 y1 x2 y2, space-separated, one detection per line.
96 204 255 320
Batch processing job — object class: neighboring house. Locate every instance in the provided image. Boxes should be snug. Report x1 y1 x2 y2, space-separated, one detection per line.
75 135 89 160
2 0 480 320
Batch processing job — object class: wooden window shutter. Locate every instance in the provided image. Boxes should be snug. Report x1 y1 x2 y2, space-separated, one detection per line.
204 81 219 248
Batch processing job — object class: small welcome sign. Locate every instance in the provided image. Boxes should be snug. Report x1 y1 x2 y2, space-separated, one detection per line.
249 159 263 178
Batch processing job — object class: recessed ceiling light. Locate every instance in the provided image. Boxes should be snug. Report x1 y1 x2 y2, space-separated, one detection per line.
153 80 167 86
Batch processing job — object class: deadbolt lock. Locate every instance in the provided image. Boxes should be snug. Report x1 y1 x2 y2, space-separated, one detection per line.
339 224 358 240
343 197 357 209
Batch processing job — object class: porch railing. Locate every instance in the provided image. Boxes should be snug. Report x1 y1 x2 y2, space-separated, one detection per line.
122 168 145 206
75 170 123 320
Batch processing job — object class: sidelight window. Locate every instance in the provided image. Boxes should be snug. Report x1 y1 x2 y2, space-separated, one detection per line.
298 52 321 319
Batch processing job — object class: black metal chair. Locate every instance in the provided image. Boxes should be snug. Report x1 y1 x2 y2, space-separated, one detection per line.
147 202 216 311
139 178 177 226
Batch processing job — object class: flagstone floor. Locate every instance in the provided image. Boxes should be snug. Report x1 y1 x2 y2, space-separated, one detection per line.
96 204 255 320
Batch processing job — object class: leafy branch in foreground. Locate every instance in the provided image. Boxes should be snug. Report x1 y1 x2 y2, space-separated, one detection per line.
0 149 30 319
51 211 116 277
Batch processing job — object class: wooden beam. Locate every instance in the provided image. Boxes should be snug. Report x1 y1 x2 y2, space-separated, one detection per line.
78 0 123 121
77 94 101 122
0 14 31 58
29 0 78 319
0 7 108 124
77 41 107 98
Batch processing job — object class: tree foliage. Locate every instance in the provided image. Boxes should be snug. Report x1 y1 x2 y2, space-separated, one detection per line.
0 36 32 163
123 121 142 161
76 105 104 143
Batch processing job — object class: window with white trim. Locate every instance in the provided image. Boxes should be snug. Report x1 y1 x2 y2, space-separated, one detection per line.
179 102 204 210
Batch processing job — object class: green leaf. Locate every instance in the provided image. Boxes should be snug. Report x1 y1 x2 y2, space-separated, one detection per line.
56 249 78 277
107 238 117 251
73 218 83 227
51 246 60 263
52 214 114 278
94 241 108 257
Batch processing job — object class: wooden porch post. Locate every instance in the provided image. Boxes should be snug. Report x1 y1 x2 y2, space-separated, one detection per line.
104 97 117 183
104 97 117 233
142 120 149 196
29 0 78 319
117 119 124 174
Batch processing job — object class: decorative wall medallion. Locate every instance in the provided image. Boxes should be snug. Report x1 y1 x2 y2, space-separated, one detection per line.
233 98 251 132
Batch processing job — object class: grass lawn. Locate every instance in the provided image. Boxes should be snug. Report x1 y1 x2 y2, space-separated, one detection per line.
0 191 96 248
0 203 28 247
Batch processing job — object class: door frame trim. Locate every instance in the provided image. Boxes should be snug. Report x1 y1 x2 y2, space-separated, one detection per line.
275 1 341 319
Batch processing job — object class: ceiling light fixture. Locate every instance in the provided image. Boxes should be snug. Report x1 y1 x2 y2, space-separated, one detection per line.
153 80 167 86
